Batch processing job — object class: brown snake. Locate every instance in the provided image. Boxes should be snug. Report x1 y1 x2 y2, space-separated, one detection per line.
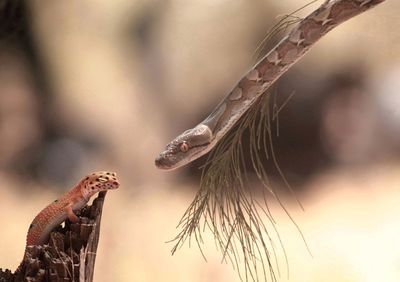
155 0 385 170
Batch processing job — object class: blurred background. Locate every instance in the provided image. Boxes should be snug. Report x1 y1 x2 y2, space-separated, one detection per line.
0 0 399 281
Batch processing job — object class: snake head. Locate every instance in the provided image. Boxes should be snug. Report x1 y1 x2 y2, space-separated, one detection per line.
155 124 213 170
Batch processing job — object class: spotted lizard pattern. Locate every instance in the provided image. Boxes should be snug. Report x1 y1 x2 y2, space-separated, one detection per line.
25 171 119 248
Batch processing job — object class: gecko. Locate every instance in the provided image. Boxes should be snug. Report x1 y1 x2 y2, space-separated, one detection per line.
18 171 119 270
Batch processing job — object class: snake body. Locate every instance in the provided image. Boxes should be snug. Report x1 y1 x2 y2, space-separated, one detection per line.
155 0 384 170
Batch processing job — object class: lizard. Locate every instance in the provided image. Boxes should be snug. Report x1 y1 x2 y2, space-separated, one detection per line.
18 171 119 271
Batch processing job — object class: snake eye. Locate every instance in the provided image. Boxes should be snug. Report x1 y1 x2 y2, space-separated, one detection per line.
180 142 189 153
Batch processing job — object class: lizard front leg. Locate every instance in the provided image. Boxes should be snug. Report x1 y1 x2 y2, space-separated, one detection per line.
65 204 79 223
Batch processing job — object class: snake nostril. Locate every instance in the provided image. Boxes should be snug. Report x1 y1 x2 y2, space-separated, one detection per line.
155 156 164 167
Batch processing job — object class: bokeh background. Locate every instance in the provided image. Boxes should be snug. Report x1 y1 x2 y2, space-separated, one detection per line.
0 0 399 281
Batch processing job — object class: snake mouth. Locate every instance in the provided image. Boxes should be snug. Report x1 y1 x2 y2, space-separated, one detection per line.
155 154 190 170
154 150 193 170
154 150 182 170
155 155 172 170
155 140 213 170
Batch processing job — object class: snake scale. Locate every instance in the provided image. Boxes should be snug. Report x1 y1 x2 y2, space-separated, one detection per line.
155 0 385 170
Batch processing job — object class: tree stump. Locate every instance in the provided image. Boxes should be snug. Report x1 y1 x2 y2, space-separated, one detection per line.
0 191 109 282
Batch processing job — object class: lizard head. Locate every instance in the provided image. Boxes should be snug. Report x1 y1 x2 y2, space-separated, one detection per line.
155 124 213 170
81 171 120 199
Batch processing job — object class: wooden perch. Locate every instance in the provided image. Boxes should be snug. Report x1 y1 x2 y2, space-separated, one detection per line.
0 191 108 282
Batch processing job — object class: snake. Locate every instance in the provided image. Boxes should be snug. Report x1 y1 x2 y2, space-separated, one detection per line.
155 0 384 170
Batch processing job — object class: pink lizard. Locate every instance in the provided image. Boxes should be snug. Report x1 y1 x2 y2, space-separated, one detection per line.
20 171 119 267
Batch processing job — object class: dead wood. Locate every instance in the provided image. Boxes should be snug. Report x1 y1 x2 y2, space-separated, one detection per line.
0 191 108 282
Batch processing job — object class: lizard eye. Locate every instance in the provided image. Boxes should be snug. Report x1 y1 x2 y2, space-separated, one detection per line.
98 176 108 183
180 142 189 153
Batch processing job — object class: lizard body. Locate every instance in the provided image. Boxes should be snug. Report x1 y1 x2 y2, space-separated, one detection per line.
22 171 119 260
